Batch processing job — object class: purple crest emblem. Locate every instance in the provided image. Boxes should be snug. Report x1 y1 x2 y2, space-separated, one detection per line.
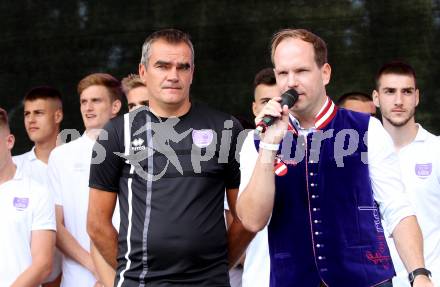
192 129 214 148
13 197 29 210
415 163 432 178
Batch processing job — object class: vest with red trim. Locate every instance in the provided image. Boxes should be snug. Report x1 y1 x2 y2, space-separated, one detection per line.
255 108 395 287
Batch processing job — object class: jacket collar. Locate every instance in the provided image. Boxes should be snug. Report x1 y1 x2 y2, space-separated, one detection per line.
288 96 337 135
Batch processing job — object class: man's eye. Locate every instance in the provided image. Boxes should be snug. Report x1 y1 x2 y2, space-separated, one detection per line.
178 64 191 70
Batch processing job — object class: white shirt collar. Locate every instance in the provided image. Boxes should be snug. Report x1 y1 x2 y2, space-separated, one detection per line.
26 146 37 161
413 124 429 143
12 164 23 180
288 96 337 135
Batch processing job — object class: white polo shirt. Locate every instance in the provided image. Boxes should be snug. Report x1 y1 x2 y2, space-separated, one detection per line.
13 147 63 282
239 131 270 287
48 134 97 287
0 167 56 286
387 125 440 287
48 133 120 287
13 147 47 186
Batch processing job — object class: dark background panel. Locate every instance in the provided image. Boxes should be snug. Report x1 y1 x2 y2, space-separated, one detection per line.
1 0 439 154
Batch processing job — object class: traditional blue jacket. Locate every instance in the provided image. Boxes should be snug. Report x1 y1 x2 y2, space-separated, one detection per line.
256 101 395 287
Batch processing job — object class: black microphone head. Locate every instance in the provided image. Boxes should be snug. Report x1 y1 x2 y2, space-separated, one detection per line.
280 89 299 108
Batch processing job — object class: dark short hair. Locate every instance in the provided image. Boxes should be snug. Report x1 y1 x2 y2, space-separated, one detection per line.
140 28 194 67
24 86 63 107
375 61 417 89
337 91 372 106
254 68 276 89
0 107 9 131
77 73 123 103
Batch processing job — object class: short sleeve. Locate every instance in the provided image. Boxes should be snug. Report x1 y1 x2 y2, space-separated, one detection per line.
32 181 56 231
47 151 63 206
368 117 415 235
89 118 125 193
223 116 244 189
238 131 259 198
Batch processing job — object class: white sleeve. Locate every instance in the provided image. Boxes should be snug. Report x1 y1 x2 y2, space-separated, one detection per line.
32 182 56 231
238 131 259 198
224 192 230 211
367 117 415 236
47 151 62 206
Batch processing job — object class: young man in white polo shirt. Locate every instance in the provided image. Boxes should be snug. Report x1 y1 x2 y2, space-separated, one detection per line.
239 67 280 287
373 61 438 286
0 107 56 286
47 73 122 287
13 86 63 286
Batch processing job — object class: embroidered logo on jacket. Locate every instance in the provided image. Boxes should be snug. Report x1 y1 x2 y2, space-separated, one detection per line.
131 138 146 151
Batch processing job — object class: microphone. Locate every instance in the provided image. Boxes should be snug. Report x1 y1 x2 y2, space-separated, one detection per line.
255 88 299 135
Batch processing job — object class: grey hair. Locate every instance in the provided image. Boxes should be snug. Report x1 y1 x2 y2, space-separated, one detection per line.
140 28 195 67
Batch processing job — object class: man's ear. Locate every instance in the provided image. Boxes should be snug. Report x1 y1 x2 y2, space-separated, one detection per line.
372 90 380 108
415 89 420 107
189 64 195 85
321 63 331 86
139 63 147 83
252 102 258 117
55 109 63 124
6 133 15 150
112 100 122 115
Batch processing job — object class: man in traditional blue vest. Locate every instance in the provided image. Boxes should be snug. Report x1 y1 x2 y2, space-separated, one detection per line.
236 28 433 287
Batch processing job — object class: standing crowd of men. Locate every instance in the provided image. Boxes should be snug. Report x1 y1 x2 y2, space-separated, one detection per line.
0 27 439 287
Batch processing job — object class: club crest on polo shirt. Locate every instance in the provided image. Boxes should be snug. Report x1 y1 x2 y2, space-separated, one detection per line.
192 129 213 148
415 163 432 178
13 197 29 210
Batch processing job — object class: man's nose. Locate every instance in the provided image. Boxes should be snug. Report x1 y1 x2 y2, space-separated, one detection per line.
167 67 179 82
287 72 299 88
85 101 94 111
27 113 36 123
394 92 403 105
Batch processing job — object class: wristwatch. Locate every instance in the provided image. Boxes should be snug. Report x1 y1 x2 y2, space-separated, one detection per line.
408 267 432 286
